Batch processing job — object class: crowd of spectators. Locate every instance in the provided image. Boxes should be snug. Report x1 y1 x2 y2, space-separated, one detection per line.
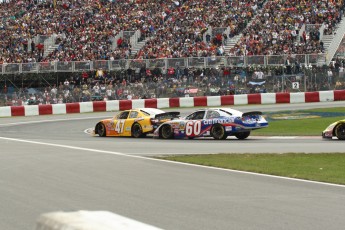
230 0 345 56
135 0 264 59
2 0 343 65
1 60 345 107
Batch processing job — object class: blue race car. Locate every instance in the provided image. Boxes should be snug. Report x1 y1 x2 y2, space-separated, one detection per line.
153 108 268 140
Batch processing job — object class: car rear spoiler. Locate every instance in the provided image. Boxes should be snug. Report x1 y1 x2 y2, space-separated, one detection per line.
242 111 262 117
155 112 180 120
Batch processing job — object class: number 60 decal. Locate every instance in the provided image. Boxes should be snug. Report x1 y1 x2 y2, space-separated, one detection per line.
185 121 201 136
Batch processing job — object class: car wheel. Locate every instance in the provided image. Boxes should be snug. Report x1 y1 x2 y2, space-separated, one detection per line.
211 124 227 140
132 123 145 138
235 131 250 140
96 123 106 137
160 125 174 139
335 123 345 140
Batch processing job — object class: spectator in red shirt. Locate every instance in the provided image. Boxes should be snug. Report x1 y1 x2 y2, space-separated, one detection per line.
117 37 123 48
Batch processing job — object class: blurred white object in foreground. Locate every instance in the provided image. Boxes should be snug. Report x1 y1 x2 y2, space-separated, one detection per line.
36 210 163 230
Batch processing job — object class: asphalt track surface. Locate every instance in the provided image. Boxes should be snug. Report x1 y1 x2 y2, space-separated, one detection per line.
1 101 345 230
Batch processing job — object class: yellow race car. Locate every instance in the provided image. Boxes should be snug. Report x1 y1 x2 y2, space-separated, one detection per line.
322 119 345 140
94 108 180 138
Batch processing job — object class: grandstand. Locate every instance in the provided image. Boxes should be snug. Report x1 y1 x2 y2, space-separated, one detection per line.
1 0 345 106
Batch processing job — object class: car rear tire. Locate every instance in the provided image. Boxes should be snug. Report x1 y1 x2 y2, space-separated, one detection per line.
235 131 250 140
335 123 345 140
211 124 227 140
96 123 106 137
160 125 174 139
132 123 146 138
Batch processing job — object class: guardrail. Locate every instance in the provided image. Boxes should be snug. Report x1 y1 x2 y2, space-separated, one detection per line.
0 54 328 75
1 90 344 117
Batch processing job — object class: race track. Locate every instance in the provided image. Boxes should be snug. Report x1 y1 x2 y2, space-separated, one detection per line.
1 102 345 230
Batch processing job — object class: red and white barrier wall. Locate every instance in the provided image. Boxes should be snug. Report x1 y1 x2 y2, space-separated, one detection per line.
1 90 345 117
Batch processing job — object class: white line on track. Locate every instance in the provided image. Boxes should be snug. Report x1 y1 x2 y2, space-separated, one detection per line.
266 136 299 139
0 135 344 188
251 136 322 139
0 116 110 127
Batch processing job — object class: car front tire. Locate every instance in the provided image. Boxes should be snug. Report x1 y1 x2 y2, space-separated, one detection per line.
160 125 174 139
335 123 345 140
96 123 106 137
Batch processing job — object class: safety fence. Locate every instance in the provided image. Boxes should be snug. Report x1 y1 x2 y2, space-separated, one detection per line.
2 62 345 108
0 54 328 75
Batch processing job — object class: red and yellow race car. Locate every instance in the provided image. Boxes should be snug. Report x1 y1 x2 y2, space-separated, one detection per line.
94 108 179 138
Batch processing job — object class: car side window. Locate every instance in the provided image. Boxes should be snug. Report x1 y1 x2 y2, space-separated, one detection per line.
118 111 129 119
206 111 220 119
186 111 205 120
129 111 139 118
186 113 196 120
194 111 205 120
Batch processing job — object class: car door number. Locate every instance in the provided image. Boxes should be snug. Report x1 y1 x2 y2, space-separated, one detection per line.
186 121 201 136
115 120 125 133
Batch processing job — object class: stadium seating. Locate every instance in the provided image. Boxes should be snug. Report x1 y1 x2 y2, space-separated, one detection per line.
1 0 344 63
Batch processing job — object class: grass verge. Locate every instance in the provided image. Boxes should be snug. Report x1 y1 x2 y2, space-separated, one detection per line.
253 116 344 136
253 107 345 136
158 153 345 185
